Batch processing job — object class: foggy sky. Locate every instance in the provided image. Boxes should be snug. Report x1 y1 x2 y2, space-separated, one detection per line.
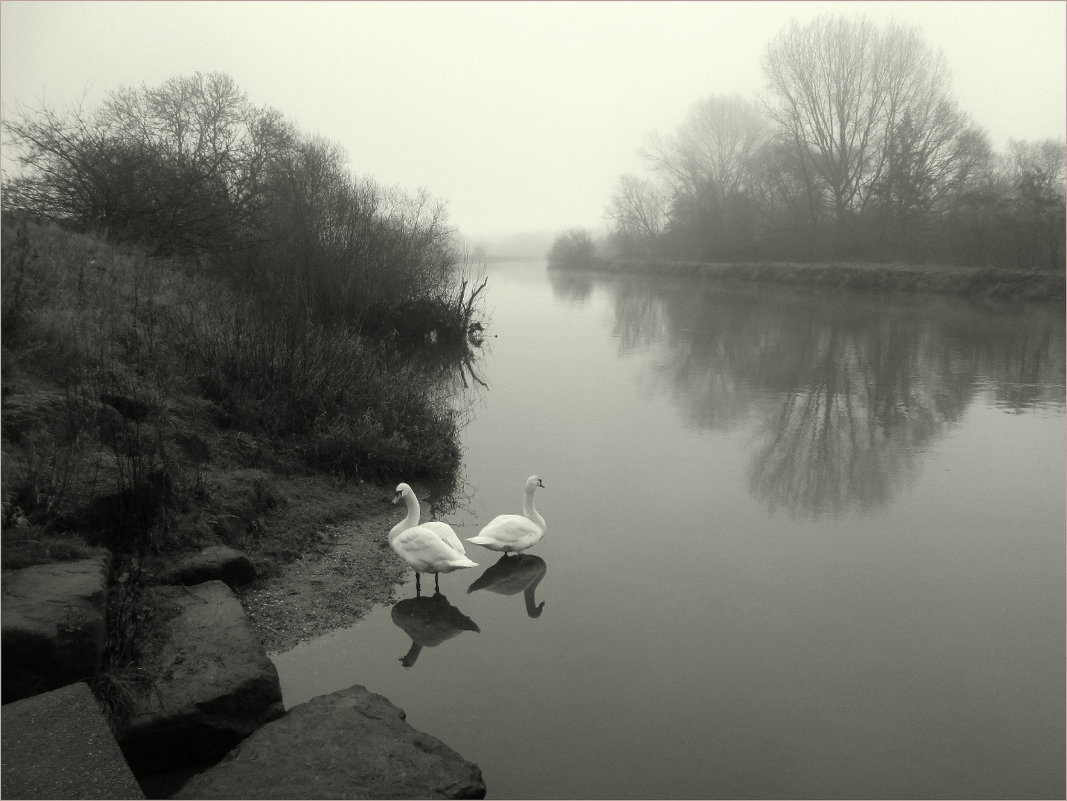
1 1 1064 240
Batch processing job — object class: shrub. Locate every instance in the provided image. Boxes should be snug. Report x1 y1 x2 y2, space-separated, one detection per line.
3 73 485 347
0 216 472 556
547 228 603 270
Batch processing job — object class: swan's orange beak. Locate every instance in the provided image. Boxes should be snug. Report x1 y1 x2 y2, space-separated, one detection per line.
392 491 403 505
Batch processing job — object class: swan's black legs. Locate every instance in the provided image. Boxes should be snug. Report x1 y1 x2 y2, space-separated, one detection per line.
416 572 422 596
434 572 441 592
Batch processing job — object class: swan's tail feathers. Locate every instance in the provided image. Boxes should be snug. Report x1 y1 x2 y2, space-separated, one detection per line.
452 556 479 568
466 535 493 546
448 611 481 632
467 570 495 593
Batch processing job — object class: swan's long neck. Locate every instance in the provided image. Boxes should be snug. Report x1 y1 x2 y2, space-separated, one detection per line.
523 569 545 618
390 492 421 542
523 486 546 532
524 587 545 618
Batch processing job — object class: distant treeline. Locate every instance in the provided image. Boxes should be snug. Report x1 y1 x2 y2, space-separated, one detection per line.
2 71 481 342
597 16 1065 271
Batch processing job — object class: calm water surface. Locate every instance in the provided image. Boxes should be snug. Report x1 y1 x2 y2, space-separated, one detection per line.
273 263 1065 799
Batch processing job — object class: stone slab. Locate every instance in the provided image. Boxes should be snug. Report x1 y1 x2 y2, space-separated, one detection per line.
175 684 486 799
1 551 111 702
118 580 284 776
1 681 144 799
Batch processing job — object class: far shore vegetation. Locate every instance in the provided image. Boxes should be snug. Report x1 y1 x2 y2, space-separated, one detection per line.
547 229 1065 302
551 16 1065 297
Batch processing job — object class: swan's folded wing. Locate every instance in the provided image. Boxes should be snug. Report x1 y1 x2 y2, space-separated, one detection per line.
473 514 541 545
423 521 465 554
396 527 455 561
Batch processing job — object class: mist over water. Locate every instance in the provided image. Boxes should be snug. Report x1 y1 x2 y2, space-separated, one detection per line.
275 263 1065 799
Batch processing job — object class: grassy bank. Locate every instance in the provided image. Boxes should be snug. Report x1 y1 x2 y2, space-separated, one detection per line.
1 214 477 583
557 258 1065 301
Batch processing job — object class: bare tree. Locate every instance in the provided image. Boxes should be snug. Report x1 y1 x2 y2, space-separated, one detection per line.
646 95 767 198
257 133 460 328
763 16 888 249
593 14 1061 270
643 94 768 257
1006 138 1067 269
762 16 972 256
3 71 288 254
749 136 832 257
605 174 669 255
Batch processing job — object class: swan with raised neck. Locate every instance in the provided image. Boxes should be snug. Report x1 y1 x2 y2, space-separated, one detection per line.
467 475 547 555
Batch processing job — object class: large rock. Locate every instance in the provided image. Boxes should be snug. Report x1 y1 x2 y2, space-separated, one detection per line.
1 551 110 703
175 684 486 799
118 580 284 776
1 681 144 799
154 544 256 589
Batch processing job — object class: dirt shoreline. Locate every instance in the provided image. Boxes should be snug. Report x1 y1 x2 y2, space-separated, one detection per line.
237 499 407 655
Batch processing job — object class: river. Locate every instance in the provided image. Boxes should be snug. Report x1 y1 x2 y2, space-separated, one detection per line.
273 262 1065 799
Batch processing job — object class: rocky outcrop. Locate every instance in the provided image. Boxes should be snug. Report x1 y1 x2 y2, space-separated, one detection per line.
1 550 487 799
153 544 255 589
1 681 144 799
118 580 284 776
175 684 486 799
1 551 111 703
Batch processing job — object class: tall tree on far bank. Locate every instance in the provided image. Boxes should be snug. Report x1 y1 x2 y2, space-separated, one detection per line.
605 174 669 256
1006 138 1067 270
763 16 882 249
762 17 973 256
643 94 768 258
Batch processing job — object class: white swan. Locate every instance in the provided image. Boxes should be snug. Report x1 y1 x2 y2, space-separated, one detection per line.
467 475 546 555
391 483 476 592
422 521 467 558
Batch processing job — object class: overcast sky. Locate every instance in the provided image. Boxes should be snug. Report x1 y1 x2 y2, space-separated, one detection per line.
2 1 1064 239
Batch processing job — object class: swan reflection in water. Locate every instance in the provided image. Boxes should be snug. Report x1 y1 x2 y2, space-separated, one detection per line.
390 592 480 667
467 553 547 618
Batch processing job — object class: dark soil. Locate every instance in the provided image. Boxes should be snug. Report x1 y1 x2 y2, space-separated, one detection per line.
236 481 407 654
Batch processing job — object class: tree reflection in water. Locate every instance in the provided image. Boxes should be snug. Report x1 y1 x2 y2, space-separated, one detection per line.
549 269 1065 518
547 269 595 305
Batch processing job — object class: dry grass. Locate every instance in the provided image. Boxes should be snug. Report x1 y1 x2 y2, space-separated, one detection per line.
1 214 468 562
